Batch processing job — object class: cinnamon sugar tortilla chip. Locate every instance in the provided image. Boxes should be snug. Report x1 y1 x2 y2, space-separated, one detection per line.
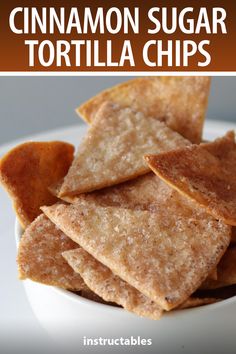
54 173 223 285
178 297 220 309
77 77 210 143
146 131 236 226
17 214 87 290
201 247 236 290
53 169 228 294
42 200 230 311
52 173 219 287
0 141 74 228
59 102 189 197
63 248 163 320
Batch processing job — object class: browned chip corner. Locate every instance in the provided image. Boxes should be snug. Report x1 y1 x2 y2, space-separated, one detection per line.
0 141 74 228
59 102 189 197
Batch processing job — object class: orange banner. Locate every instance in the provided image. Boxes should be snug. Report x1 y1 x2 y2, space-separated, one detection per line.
0 0 235 72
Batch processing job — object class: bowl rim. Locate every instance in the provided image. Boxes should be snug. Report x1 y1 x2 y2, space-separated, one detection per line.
15 218 236 317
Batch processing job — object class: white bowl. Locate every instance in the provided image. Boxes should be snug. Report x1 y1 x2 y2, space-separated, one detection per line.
15 219 236 353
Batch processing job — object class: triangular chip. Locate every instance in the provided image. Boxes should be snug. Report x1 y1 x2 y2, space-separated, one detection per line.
53 169 228 291
146 131 236 225
55 173 225 284
42 200 230 311
59 102 189 197
63 248 163 320
0 141 74 228
77 77 211 143
17 214 87 291
52 172 221 287
201 246 236 290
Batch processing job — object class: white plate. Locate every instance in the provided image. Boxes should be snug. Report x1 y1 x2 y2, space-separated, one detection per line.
2 120 236 354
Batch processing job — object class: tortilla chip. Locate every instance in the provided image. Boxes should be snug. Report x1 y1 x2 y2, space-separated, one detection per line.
201 246 236 290
42 199 230 311
0 141 74 228
77 77 211 143
54 173 223 286
63 248 163 320
53 170 229 294
53 173 220 287
17 214 87 291
178 297 220 309
146 131 236 225
59 102 189 197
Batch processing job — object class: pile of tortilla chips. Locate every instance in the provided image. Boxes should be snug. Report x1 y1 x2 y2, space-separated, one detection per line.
1 77 236 320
